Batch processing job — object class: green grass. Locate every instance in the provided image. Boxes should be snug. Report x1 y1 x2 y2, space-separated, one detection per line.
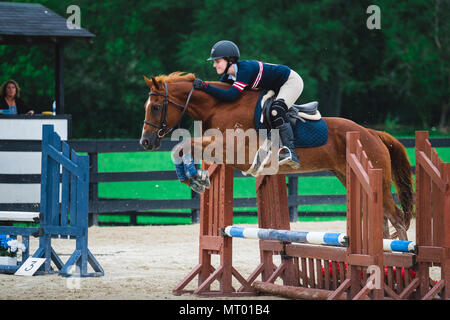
95 142 450 225
99 151 174 172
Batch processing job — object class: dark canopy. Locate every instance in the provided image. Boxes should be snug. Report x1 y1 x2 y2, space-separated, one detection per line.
0 2 94 44
0 2 95 114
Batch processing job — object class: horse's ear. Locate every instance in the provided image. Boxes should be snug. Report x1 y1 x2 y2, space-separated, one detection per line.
151 76 160 90
144 76 153 89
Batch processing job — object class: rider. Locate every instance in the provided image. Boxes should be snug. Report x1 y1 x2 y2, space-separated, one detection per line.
193 40 303 169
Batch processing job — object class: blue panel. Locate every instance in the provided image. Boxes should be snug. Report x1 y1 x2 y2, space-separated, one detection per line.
323 233 344 246
283 230 309 243
390 240 414 253
257 228 272 240
228 226 245 238
257 229 309 243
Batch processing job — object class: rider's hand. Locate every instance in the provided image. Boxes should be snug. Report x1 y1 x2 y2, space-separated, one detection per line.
193 78 208 90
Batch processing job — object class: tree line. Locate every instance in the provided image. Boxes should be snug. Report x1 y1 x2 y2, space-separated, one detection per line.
1 0 448 138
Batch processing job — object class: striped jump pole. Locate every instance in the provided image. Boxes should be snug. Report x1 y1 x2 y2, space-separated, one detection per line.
223 226 416 253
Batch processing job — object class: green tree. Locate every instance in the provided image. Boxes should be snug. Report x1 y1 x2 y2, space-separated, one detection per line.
374 0 449 130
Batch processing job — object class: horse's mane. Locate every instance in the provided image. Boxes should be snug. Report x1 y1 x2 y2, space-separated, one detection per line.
154 72 195 83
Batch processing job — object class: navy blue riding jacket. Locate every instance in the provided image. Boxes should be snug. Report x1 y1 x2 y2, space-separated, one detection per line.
203 60 291 102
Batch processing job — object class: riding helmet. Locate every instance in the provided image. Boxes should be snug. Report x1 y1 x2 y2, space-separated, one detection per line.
207 40 240 62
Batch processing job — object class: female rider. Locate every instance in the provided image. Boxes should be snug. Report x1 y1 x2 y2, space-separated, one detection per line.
193 40 303 169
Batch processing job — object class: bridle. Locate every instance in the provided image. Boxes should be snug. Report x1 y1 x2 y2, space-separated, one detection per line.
143 82 195 138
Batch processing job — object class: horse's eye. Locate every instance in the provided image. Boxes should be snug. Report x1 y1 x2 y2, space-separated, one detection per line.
152 105 160 111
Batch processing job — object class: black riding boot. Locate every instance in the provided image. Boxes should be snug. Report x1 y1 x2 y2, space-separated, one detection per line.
277 123 300 169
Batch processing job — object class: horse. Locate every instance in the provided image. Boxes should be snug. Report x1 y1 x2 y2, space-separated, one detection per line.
139 72 414 240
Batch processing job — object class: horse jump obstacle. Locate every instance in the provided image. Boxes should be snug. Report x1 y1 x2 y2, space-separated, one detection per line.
246 133 388 300
252 131 449 300
0 125 104 277
174 130 449 299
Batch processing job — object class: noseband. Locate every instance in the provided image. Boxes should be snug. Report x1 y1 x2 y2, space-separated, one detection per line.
143 82 195 138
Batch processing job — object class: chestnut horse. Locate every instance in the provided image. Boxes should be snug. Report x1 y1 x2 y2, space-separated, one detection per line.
139 72 413 240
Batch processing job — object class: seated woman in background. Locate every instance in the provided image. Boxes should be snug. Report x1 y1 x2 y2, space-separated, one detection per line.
0 79 34 115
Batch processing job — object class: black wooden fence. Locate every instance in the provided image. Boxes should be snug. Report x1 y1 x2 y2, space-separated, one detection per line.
1 137 449 226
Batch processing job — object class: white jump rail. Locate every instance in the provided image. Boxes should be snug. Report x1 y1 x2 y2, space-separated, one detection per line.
0 211 40 222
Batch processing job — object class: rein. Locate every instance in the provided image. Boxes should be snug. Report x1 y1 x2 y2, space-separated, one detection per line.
143 82 195 138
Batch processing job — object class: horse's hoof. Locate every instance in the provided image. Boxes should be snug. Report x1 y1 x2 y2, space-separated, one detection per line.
196 170 210 188
190 180 205 194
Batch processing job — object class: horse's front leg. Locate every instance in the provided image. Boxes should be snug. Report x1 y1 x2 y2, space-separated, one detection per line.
172 137 213 193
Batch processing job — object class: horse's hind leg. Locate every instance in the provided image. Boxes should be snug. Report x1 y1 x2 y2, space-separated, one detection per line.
383 191 408 240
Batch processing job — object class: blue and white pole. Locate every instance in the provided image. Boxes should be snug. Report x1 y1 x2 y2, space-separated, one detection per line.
223 226 416 253
223 226 348 247
382 239 416 253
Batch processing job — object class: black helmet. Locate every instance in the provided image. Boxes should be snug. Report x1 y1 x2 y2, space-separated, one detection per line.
207 40 240 62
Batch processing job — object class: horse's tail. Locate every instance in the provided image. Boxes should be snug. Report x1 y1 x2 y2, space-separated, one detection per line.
369 129 414 230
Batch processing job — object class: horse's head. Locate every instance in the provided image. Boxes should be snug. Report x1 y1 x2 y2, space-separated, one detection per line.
140 74 194 151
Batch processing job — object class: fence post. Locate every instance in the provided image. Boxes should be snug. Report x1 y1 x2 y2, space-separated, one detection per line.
287 175 298 222
88 152 99 226
191 189 200 223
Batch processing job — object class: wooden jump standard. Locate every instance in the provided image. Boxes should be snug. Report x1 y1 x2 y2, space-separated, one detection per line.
173 131 449 299
0 125 104 277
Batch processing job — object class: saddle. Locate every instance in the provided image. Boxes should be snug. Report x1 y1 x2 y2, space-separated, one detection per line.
246 90 328 177
261 90 321 130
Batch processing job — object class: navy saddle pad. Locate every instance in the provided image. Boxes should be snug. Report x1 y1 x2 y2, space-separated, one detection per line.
253 91 328 148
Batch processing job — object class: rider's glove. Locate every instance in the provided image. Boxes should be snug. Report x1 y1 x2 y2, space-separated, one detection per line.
193 78 208 90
